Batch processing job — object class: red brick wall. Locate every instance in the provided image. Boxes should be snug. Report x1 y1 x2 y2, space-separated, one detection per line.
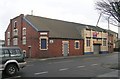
48 39 84 57
69 40 84 56
108 34 114 53
21 18 40 58
5 14 40 58
5 14 24 47
48 39 63 57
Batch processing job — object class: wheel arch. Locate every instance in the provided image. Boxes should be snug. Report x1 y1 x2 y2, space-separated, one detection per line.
4 60 20 71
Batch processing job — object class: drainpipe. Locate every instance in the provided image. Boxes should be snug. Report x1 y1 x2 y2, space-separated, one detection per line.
108 16 111 53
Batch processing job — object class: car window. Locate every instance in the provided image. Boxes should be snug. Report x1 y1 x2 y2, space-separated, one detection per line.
9 49 21 57
0 49 4 57
0 49 10 57
4 49 10 57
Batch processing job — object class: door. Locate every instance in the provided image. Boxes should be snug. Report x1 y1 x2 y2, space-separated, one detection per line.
63 41 69 56
93 45 100 54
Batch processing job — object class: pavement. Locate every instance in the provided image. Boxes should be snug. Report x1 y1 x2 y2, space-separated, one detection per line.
97 70 119 77
25 52 119 78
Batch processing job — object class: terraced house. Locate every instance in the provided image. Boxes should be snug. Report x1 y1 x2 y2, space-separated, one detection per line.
5 14 117 58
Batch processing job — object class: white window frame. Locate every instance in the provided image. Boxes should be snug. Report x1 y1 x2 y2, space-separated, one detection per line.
86 38 90 47
14 21 17 28
13 38 18 45
7 32 10 38
13 29 18 36
22 37 26 45
7 39 10 46
39 37 48 50
22 28 26 35
103 39 107 46
75 41 80 49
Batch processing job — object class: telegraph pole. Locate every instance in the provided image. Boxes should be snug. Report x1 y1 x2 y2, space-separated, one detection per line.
96 12 102 27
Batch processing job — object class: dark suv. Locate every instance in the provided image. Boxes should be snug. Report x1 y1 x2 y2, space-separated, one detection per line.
0 47 26 76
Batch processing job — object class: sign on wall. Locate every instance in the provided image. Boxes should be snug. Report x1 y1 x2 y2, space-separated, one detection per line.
93 32 98 38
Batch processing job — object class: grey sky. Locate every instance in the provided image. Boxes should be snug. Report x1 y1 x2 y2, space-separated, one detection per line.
0 0 118 40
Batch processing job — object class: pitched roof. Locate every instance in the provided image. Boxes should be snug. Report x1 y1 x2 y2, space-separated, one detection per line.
24 15 85 39
24 15 109 39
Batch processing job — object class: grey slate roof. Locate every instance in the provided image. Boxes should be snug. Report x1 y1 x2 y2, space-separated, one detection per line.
24 15 109 39
25 15 85 39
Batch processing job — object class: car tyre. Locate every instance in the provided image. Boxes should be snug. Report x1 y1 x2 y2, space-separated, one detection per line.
5 64 18 76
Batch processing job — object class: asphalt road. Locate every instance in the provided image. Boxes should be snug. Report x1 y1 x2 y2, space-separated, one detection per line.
3 52 119 78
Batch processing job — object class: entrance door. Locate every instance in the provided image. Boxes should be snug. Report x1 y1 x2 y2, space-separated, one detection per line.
93 45 100 54
63 41 69 56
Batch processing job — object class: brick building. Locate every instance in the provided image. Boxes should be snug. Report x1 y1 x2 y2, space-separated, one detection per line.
5 14 84 58
5 14 117 58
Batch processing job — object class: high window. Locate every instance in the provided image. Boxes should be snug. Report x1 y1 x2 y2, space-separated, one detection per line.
13 38 18 45
14 21 17 29
86 38 90 47
22 28 26 35
22 37 26 45
75 41 80 49
103 39 107 46
13 29 18 36
7 32 10 38
7 39 10 46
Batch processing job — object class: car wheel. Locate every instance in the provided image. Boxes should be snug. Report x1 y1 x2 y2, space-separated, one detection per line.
5 64 18 76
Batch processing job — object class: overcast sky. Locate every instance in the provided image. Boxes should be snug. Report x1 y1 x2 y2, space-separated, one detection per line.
0 0 118 40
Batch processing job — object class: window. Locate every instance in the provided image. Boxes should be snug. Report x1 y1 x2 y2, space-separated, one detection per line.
14 21 17 28
7 32 10 38
13 29 18 36
7 39 10 46
13 38 18 45
22 28 26 35
40 37 48 50
75 41 80 49
0 49 10 57
86 38 90 47
22 37 26 45
103 39 107 46
9 49 21 57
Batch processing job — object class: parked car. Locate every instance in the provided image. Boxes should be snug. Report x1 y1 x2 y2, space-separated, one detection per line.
0 47 26 76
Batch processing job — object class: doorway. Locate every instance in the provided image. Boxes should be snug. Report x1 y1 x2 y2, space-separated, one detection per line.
93 45 100 54
62 41 69 56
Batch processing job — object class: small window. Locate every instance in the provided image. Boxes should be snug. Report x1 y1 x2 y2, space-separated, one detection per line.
1 49 10 57
7 32 10 38
75 41 80 49
14 21 17 28
103 39 107 46
7 39 10 46
86 38 90 47
22 37 26 45
22 28 26 35
13 29 18 36
13 38 18 45
40 37 48 50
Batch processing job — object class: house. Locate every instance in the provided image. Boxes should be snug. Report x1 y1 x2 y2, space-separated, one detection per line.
82 26 109 54
5 14 84 58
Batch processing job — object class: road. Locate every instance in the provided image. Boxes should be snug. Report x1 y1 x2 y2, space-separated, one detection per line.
3 52 119 78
